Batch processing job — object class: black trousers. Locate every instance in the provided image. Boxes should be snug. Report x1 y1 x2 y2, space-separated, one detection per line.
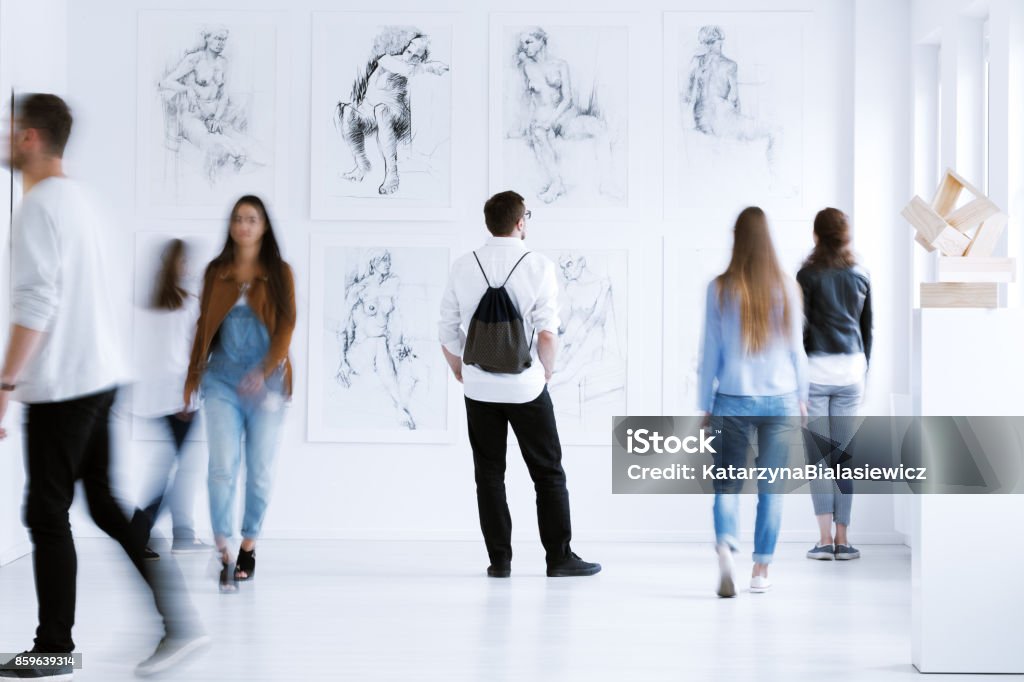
23 388 199 653
465 386 572 566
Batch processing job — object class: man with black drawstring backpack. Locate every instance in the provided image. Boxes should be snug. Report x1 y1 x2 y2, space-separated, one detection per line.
438 190 601 579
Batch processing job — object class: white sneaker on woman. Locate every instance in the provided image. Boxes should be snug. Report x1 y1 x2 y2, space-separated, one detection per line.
750 575 772 593
716 544 736 598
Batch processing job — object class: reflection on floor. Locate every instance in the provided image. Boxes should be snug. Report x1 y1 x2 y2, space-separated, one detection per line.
0 540 990 681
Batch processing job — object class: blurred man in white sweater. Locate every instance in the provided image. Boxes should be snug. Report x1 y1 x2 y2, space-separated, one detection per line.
0 94 206 680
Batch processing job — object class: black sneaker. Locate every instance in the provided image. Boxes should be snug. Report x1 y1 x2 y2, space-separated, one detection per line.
134 633 211 677
143 547 160 561
486 564 511 578
834 544 861 560
547 552 601 577
0 650 73 679
806 543 835 560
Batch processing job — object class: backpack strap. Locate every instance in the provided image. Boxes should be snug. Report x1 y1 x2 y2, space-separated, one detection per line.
505 252 534 350
471 252 492 288
501 252 531 287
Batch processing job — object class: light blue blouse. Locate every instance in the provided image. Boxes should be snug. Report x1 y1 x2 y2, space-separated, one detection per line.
698 278 809 412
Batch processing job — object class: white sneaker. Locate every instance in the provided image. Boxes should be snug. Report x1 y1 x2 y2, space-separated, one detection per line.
716 544 736 598
750 575 772 593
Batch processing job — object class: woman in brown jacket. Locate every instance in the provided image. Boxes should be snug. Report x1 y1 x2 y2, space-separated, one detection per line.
184 195 295 592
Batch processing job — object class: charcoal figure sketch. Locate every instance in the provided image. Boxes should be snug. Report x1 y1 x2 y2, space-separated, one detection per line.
546 251 626 434
334 28 450 196
511 27 622 204
157 26 256 184
335 249 422 430
682 25 776 164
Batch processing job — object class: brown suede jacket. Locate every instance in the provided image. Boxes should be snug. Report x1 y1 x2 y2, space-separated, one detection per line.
184 261 296 401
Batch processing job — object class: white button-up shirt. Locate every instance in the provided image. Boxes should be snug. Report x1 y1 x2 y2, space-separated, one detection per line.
439 236 560 404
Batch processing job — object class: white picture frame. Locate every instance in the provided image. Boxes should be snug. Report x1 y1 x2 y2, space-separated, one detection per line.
307 232 459 443
663 11 808 221
310 12 465 221
489 13 644 222
136 10 289 219
528 226 660 444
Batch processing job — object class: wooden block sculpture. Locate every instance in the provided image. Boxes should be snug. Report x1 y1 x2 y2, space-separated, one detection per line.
902 168 1016 308
920 282 998 308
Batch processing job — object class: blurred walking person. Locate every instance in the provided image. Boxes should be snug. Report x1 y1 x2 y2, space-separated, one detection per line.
184 195 295 593
132 238 212 559
698 206 808 597
0 93 207 680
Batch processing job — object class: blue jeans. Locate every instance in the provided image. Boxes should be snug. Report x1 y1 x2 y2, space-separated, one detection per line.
711 393 800 565
202 304 285 541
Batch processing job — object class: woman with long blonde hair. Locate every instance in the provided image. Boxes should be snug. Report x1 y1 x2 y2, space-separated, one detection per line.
698 206 808 597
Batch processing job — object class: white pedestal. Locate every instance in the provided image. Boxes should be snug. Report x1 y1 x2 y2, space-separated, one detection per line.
912 309 1024 673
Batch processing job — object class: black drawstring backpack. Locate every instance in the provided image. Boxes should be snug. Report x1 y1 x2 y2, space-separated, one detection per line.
462 252 533 374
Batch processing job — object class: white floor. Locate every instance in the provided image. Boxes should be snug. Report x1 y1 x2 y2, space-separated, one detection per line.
0 540 1011 681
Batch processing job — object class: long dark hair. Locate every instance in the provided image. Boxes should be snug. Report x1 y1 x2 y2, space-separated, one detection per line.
803 207 856 270
152 238 187 311
208 195 293 321
716 206 792 354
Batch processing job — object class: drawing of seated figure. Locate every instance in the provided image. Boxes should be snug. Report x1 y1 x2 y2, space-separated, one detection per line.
158 26 251 183
335 30 450 196
551 254 623 408
683 25 776 164
515 27 620 204
336 249 419 430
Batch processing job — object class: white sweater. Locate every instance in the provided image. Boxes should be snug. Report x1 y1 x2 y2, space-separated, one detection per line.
131 294 199 417
11 177 126 403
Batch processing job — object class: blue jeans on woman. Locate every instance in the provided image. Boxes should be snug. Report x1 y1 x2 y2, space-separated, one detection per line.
711 393 800 565
202 303 285 541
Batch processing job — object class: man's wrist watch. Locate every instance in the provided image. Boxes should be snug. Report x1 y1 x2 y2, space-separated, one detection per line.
1 382 16 392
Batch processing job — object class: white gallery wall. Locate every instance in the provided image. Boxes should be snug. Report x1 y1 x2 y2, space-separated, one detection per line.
32 0 914 544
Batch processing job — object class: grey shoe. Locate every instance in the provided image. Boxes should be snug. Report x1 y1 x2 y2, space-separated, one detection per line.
806 543 835 560
834 544 861 560
135 634 211 677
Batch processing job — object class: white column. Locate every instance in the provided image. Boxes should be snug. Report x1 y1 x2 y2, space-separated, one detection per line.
989 0 1024 306
852 0 912 412
910 44 940 310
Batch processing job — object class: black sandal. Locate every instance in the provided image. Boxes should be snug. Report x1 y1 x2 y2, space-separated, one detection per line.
219 555 238 593
235 548 255 581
